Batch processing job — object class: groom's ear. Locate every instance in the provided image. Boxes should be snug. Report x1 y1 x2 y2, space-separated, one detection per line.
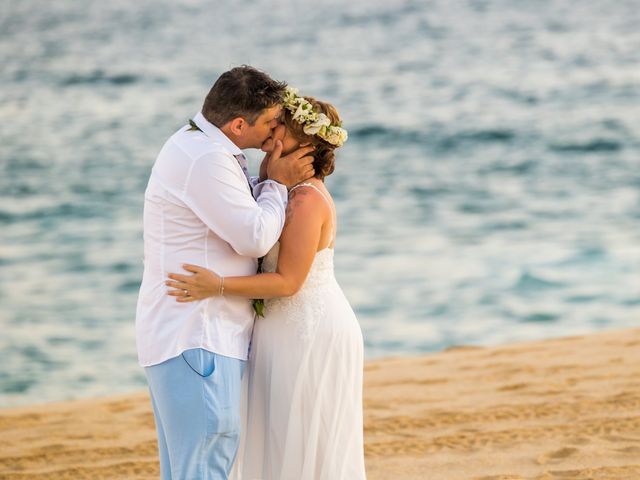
228 117 246 136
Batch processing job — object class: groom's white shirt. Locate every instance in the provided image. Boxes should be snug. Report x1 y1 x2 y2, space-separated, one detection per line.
136 112 288 366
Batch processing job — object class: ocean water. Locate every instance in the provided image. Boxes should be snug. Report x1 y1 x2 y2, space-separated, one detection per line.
1 0 639 407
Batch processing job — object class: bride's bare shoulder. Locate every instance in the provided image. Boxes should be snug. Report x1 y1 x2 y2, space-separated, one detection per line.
285 183 330 225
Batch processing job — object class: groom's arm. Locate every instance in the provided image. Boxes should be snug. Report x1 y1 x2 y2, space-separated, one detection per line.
247 149 273 193
182 152 288 258
166 187 325 301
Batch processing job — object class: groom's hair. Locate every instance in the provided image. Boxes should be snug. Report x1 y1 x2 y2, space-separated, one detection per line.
202 66 286 127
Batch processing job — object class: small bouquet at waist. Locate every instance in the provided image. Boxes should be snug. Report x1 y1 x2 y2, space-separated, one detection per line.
252 257 265 317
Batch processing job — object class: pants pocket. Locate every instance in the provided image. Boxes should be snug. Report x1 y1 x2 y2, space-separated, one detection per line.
205 356 245 435
181 348 216 378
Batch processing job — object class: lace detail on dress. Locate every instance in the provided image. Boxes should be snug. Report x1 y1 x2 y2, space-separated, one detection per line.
262 243 335 342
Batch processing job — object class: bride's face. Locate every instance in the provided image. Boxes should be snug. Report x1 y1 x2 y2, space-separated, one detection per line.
261 124 308 155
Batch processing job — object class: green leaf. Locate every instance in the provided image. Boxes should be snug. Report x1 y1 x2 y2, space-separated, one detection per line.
252 257 266 316
253 298 265 317
187 119 202 132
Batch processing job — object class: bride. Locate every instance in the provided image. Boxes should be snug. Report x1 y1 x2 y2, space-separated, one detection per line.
166 88 366 480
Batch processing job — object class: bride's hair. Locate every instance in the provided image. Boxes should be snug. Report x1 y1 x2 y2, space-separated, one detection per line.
282 97 342 180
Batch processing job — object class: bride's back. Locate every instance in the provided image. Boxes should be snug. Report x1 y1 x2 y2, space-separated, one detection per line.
291 180 336 252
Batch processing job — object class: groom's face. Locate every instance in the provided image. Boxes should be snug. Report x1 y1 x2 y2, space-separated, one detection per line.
241 105 282 149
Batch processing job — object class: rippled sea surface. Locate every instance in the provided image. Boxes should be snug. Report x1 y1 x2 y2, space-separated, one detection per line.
1 0 639 406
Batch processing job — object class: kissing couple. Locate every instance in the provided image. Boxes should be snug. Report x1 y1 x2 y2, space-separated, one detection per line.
135 66 366 479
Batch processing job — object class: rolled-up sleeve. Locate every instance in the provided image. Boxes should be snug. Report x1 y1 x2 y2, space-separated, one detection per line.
182 152 288 258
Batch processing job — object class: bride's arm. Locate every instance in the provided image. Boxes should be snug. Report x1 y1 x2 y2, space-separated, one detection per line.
166 187 326 301
224 187 323 298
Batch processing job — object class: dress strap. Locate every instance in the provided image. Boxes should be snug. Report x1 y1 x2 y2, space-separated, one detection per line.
289 182 335 249
289 182 331 207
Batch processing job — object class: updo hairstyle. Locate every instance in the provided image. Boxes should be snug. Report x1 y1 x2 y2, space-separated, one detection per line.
282 97 342 179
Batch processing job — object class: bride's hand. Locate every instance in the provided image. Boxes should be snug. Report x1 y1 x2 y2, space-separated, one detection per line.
166 264 221 302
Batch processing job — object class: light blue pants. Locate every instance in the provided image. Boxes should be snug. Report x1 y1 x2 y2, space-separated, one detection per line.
145 349 245 480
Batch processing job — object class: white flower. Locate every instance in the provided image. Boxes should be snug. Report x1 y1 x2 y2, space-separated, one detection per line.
283 84 348 147
293 101 318 123
336 128 348 145
283 86 299 103
320 126 348 147
303 113 332 135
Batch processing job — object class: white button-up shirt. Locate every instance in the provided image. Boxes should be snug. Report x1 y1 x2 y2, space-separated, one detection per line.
135 112 288 366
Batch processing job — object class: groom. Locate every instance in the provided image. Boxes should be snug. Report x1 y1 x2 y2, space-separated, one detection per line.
135 66 314 479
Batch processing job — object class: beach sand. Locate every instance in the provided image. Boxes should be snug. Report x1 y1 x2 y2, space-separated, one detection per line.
1 327 639 479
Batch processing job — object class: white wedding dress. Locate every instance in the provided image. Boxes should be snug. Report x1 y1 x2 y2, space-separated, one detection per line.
231 183 366 480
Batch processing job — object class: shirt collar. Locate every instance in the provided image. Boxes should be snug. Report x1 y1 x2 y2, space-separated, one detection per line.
192 112 243 156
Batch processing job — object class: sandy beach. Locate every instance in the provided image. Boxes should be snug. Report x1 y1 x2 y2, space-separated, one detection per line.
1 327 639 480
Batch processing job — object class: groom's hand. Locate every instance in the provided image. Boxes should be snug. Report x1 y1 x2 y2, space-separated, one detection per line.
259 125 286 182
261 124 286 155
267 141 315 189
259 152 271 183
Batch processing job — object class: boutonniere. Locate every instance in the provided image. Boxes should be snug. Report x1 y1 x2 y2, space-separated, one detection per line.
252 257 265 317
187 119 202 132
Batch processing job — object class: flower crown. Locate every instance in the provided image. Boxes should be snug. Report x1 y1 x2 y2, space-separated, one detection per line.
282 86 348 147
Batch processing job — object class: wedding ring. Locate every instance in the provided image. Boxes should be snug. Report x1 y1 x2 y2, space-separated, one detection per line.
183 289 188 296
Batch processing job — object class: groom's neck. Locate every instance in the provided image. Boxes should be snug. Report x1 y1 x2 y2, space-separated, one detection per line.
219 124 245 149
